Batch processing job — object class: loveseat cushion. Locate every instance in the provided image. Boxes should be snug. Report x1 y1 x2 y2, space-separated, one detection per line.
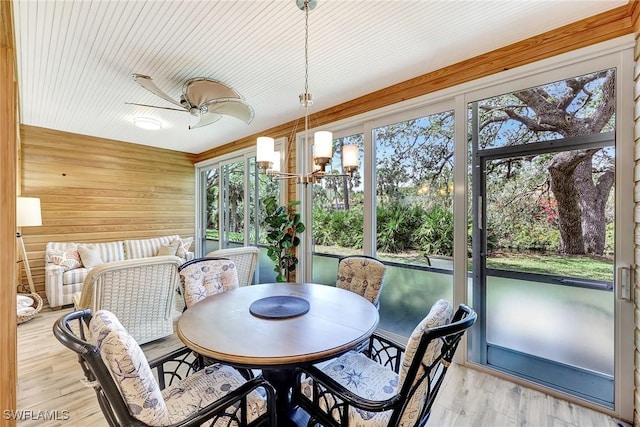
77 245 104 268
46 248 82 271
45 241 125 265
123 236 180 260
62 268 90 286
93 241 126 263
175 237 193 259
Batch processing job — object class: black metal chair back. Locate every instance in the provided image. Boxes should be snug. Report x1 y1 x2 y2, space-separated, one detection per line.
53 309 276 427
292 303 477 427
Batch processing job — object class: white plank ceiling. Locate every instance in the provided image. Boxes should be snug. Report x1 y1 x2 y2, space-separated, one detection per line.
13 0 626 154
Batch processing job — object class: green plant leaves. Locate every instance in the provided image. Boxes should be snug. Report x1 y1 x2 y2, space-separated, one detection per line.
263 195 305 282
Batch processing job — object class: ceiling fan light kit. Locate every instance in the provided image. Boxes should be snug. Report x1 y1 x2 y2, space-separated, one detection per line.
133 116 162 130
128 74 254 129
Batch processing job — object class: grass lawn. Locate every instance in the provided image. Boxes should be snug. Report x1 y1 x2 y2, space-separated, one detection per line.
210 238 614 282
486 252 614 281
316 244 613 282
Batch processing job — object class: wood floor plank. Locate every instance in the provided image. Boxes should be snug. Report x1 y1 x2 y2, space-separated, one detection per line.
489 378 522 418
517 386 550 426
16 307 632 427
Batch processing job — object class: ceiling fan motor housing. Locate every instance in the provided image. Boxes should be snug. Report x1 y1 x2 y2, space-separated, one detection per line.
131 74 254 127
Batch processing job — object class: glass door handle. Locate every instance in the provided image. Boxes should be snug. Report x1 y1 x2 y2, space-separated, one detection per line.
617 266 632 301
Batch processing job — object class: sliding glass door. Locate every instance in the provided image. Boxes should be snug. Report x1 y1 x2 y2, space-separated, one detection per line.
197 150 281 282
467 65 632 410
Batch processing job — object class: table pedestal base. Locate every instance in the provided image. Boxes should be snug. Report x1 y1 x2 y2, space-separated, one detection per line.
262 368 299 427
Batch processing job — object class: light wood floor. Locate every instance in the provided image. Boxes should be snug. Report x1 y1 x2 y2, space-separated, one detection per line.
16 307 631 427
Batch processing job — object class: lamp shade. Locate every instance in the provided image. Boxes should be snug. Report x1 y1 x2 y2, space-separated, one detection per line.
313 131 333 160
342 144 359 169
269 150 282 173
17 197 42 227
256 137 275 164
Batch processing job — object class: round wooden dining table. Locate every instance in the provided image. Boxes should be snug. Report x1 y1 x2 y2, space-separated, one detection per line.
176 282 379 424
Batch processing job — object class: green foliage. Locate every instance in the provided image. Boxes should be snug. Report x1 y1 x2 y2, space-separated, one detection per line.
263 196 305 282
314 203 457 257
417 205 454 256
313 207 364 248
605 222 614 255
205 229 244 243
376 203 424 253
486 254 613 281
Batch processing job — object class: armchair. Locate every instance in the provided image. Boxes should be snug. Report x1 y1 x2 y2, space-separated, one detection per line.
291 300 477 427
53 309 276 427
73 255 182 344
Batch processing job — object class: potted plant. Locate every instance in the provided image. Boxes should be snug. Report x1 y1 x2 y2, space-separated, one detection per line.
263 195 305 282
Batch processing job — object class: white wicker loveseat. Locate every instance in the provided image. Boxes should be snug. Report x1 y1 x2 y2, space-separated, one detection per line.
45 235 193 309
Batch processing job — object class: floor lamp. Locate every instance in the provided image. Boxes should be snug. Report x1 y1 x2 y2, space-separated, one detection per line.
17 197 42 294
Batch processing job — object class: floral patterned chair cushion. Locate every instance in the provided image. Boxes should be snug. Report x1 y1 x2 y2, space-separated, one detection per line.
90 309 267 427
297 299 454 427
179 258 239 309
397 299 453 423
163 363 268 425
336 256 386 307
89 309 128 346
299 351 397 426
91 310 171 426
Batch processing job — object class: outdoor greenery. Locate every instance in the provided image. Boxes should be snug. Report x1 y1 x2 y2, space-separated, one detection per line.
204 70 616 282
311 69 615 280
486 254 613 281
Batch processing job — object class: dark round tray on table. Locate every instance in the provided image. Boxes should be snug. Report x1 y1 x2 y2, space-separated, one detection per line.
249 295 310 319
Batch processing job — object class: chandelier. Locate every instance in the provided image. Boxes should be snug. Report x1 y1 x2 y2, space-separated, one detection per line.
256 0 359 185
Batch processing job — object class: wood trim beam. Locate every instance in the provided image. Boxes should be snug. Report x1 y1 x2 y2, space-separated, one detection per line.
0 0 17 424
630 0 640 33
0 0 13 49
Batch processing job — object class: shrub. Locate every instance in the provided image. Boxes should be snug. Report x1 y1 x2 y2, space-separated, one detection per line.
313 207 364 249
376 203 423 253
417 205 454 256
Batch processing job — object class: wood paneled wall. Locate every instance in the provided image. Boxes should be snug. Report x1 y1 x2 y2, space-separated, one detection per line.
20 126 196 302
1 0 17 424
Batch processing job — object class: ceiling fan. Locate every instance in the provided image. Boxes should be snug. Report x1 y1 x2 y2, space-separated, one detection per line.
127 74 254 129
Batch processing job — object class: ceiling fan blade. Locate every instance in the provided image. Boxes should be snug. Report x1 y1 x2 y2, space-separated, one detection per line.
124 102 185 112
189 113 222 129
132 74 184 108
205 99 255 124
184 78 241 107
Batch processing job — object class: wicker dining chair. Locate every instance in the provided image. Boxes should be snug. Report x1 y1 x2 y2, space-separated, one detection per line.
291 300 477 427
336 255 386 307
53 309 277 427
206 246 260 286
